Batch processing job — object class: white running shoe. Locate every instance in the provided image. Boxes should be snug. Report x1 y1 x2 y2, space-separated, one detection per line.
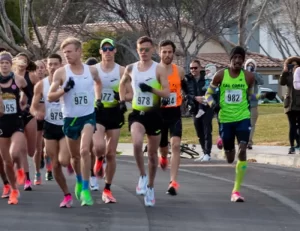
144 187 155 207
195 109 205 118
201 154 211 162
194 154 204 162
89 176 99 191
136 175 148 195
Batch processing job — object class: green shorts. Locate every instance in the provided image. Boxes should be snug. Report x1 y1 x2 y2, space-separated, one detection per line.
63 112 96 140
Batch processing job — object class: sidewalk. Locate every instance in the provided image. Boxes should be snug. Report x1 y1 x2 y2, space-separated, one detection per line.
117 143 300 168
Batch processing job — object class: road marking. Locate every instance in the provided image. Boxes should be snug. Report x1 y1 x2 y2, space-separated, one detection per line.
118 159 300 216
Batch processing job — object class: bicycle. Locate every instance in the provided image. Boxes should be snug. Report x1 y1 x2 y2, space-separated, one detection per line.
143 142 200 159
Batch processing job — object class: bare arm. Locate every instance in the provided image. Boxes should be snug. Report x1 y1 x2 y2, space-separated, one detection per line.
90 66 102 100
119 64 133 102
155 64 170 98
15 75 28 110
30 80 43 115
48 68 65 102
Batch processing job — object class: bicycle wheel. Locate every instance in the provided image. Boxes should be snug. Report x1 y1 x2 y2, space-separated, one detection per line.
180 146 200 159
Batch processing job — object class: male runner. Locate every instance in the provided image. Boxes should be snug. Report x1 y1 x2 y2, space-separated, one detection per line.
93 38 128 203
119 36 169 207
30 54 73 207
48 37 102 206
158 40 185 196
205 46 254 202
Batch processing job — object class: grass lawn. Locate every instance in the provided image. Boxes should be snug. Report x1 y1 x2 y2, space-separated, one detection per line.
119 104 290 146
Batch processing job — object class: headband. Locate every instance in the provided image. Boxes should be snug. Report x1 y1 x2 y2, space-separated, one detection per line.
0 54 12 65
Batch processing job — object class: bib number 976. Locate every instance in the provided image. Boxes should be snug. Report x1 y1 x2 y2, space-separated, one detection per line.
74 95 88 105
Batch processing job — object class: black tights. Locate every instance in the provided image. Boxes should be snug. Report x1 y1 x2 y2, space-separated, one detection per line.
287 111 300 147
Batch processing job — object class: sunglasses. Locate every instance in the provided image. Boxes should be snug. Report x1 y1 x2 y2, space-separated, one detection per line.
139 48 150 53
190 67 198 70
102 46 115 52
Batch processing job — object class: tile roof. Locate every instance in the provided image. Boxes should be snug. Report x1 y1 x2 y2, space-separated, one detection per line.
197 52 283 69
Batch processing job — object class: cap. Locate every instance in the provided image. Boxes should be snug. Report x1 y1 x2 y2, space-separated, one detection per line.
100 38 115 48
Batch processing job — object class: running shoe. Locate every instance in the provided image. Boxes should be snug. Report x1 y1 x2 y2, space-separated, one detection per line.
8 189 19 205
67 164 74 175
1 184 10 198
59 194 73 208
144 187 155 207
24 180 32 191
34 173 42 185
231 191 245 202
93 159 104 178
75 182 82 200
102 189 117 203
80 190 93 206
159 156 168 170
166 181 179 196
136 175 148 195
45 171 53 181
16 168 25 185
89 176 99 191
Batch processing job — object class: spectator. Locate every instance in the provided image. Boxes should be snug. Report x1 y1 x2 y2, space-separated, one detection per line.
294 66 300 90
279 56 300 154
184 60 214 162
244 58 264 150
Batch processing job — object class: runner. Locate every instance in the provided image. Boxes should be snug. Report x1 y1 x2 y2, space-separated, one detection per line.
0 51 28 204
33 60 47 185
14 53 39 190
119 36 169 207
205 46 254 202
93 38 127 203
30 53 73 208
84 57 100 191
0 155 10 198
48 37 102 206
158 40 185 196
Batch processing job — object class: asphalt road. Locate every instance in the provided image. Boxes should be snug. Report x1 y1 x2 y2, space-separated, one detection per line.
1 155 300 231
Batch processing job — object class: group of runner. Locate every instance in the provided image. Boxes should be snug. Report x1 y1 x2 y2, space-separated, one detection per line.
0 35 257 207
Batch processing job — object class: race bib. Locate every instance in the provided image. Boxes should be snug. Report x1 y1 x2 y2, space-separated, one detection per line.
225 89 242 104
73 92 88 106
101 89 114 102
3 99 17 114
165 93 177 106
48 108 63 122
136 92 153 107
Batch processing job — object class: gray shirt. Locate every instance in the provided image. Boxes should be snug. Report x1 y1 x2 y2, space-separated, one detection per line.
250 72 264 108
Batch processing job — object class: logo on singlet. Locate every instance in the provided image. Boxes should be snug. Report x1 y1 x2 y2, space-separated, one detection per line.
145 77 153 81
110 79 118 82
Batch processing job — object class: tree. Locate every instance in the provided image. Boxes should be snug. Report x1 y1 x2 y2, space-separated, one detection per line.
262 0 300 59
87 0 239 70
0 0 94 59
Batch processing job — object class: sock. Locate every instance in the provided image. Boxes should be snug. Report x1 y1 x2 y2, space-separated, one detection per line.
91 169 95 177
104 183 111 191
3 180 9 185
26 172 30 181
233 160 247 192
82 180 89 190
76 175 82 183
35 172 41 177
64 193 71 197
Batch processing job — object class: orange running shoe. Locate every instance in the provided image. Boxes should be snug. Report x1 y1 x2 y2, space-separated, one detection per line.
166 181 180 196
8 189 19 205
93 159 104 178
16 168 25 185
1 184 10 198
159 156 168 170
102 189 117 203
